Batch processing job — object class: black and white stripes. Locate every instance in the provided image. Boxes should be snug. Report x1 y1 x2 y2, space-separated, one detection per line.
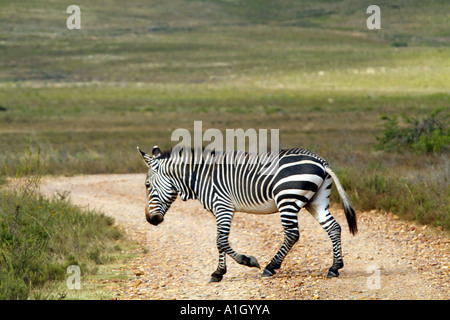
138 146 357 281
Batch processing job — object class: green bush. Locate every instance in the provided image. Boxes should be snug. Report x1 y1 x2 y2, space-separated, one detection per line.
375 109 449 154
0 145 125 300
391 40 408 47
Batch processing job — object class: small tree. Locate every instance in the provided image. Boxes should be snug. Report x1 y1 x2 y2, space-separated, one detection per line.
375 109 449 154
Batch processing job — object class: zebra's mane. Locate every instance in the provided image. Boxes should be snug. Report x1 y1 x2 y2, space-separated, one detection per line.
155 149 174 159
156 147 271 160
156 147 328 166
155 147 233 161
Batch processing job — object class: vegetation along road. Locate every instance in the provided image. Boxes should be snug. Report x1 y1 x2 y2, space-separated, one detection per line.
41 174 449 300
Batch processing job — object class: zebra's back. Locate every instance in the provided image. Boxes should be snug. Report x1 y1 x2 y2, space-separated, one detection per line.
218 148 329 214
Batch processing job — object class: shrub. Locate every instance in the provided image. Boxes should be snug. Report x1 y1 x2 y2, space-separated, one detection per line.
390 40 408 47
0 144 125 300
375 109 449 154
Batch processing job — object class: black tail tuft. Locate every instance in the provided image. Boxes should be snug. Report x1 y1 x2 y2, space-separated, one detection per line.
324 166 358 235
343 202 358 235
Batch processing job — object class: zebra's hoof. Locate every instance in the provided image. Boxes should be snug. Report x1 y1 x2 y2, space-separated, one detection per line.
327 268 340 278
262 268 275 277
249 256 261 269
209 275 223 283
236 254 260 269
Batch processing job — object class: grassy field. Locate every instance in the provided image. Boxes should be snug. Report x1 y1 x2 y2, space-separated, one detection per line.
1 0 449 231
0 146 137 299
0 188 135 299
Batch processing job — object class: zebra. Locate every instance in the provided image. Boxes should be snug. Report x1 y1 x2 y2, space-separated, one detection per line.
137 145 357 282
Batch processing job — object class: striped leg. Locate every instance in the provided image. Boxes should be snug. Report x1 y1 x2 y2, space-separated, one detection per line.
306 177 344 278
210 252 227 282
262 208 300 277
210 209 260 282
323 217 343 278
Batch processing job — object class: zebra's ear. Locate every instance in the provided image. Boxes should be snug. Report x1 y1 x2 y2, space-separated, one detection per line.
137 147 152 167
152 145 162 158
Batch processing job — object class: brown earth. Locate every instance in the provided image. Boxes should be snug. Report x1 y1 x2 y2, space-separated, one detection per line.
41 174 449 300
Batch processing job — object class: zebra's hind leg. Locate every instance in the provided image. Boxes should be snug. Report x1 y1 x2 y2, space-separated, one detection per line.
324 221 343 278
262 210 300 277
306 203 344 278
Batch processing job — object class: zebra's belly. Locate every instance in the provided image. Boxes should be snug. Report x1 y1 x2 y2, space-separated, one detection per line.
234 199 278 214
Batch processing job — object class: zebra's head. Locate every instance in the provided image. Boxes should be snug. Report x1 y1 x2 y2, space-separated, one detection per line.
137 146 178 226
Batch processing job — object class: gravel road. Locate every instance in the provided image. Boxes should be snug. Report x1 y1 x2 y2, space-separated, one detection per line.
41 174 449 300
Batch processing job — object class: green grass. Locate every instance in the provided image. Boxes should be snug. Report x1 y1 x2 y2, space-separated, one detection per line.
0 146 136 300
0 192 128 299
0 0 449 232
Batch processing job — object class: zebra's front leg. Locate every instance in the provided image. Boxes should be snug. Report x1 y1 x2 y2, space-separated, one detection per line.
210 211 260 282
210 252 227 283
262 211 300 277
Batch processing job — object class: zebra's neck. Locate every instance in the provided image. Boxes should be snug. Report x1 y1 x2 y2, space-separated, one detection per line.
161 152 212 204
161 148 273 209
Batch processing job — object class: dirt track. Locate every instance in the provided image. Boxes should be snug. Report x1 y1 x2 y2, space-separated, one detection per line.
41 174 449 300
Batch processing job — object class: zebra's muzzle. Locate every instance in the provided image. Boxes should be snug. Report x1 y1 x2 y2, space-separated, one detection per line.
146 212 164 226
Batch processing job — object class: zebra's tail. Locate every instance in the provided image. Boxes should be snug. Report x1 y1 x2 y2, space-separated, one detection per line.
325 167 358 235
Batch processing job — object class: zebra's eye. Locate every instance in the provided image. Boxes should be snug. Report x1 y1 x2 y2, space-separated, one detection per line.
145 181 151 188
